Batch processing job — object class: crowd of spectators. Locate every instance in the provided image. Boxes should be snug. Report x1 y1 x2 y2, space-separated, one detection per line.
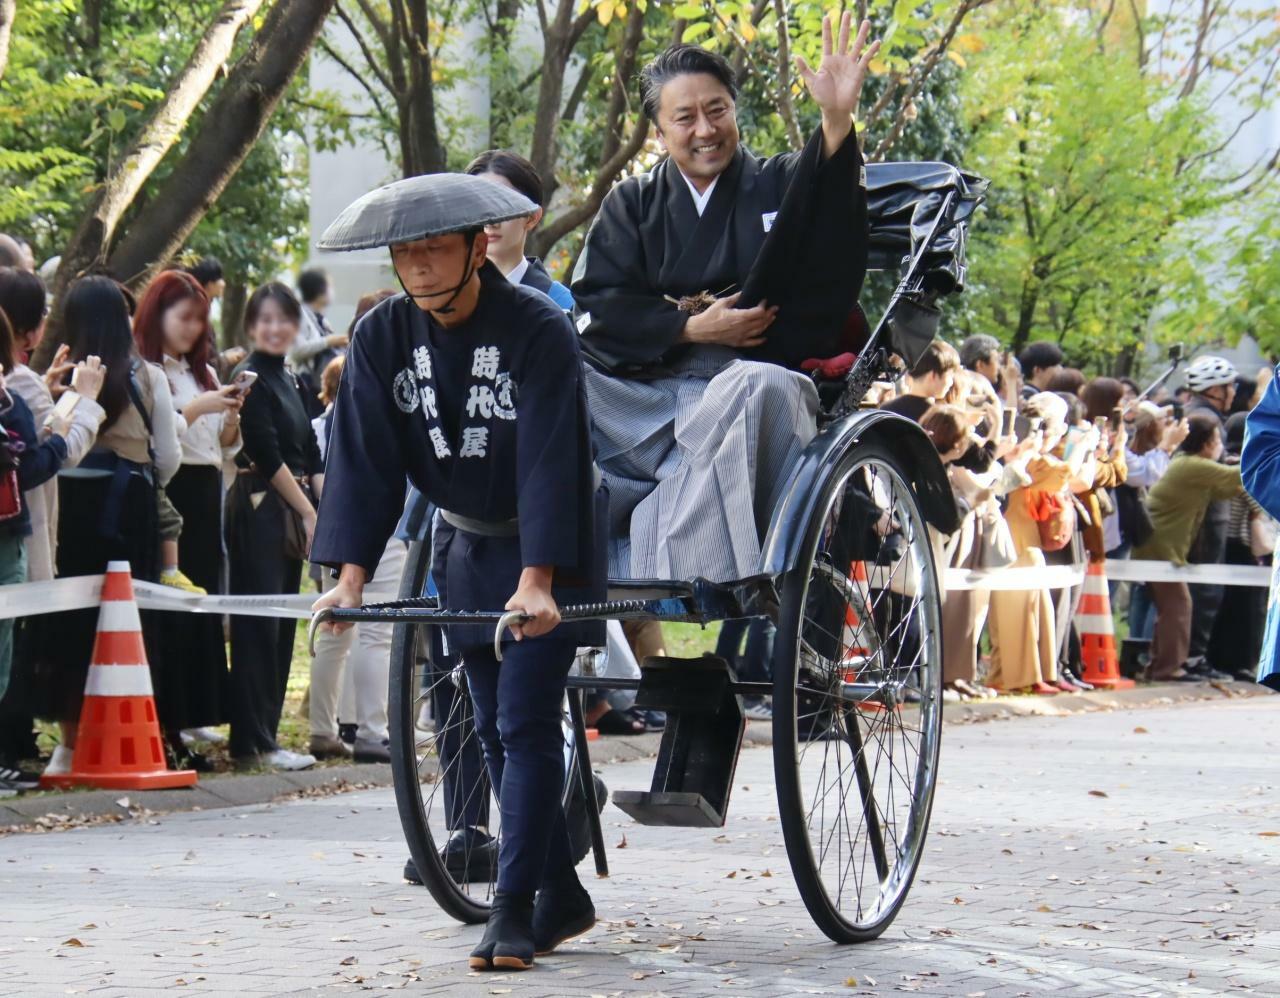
892 335 1270 701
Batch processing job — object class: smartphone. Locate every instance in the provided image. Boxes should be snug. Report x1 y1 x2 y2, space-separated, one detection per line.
1028 416 1044 433
229 369 258 397
1000 407 1015 436
1171 401 1183 420
1109 406 1123 433
1093 415 1108 433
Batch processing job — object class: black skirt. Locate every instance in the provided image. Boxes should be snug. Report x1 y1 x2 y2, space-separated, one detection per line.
31 469 162 724
153 464 229 729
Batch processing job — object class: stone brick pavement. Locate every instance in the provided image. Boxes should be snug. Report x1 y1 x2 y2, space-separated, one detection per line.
1 697 1277 997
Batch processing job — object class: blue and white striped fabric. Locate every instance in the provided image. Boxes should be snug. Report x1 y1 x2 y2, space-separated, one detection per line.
585 347 818 582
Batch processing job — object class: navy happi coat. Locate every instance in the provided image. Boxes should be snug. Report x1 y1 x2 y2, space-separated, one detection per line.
311 262 606 650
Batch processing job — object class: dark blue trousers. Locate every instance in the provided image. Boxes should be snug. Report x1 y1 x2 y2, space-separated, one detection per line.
463 637 577 896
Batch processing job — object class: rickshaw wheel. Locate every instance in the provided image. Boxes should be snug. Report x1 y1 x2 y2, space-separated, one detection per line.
388 539 596 925
771 440 944 943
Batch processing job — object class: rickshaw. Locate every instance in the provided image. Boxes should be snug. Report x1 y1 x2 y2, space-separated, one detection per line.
311 162 988 944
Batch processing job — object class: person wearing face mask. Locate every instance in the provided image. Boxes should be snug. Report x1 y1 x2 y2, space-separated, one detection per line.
1133 414 1242 682
465 150 573 311
572 14 876 584
225 283 324 771
133 270 243 766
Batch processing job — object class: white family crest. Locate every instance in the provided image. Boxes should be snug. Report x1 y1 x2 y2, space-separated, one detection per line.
493 372 517 421
393 368 420 413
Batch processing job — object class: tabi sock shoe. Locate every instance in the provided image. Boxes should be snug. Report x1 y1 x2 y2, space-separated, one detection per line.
43 744 74 776
533 881 596 955
469 892 536 971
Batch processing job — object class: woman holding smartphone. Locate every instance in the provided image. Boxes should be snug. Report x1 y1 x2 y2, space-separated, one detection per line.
226 283 324 771
133 270 243 765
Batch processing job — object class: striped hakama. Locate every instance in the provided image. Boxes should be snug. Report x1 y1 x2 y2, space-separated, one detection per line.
585 347 818 582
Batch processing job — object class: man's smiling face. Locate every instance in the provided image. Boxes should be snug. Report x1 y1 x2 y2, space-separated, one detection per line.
654 72 741 189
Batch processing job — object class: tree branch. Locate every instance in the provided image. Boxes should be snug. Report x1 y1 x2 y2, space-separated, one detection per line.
334 1 399 98
771 0 804 149
47 0 265 324
317 37 393 121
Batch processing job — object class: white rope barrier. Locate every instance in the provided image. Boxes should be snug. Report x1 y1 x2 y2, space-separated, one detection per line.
0 558 1270 621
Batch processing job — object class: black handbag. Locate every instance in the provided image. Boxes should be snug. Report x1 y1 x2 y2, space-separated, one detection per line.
1115 484 1154 548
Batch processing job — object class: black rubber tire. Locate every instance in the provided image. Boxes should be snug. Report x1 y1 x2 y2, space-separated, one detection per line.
771 439 944 943
388 539 600 923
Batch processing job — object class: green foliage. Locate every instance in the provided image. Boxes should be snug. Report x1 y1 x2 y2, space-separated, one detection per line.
953 5 1230 368
0 0 336 286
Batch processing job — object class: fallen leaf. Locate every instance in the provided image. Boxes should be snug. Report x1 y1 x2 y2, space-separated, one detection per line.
1036 904 1053 913
61 938 85 948
1259 831 1280 837
1088 790 1109 798
115 797 130 808
1133 726 1149 734
339 956 357 966
725 870 737 879
616 834 627 849
845 976 858 987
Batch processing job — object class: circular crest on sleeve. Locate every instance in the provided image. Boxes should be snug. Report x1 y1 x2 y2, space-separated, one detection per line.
317 173 538 252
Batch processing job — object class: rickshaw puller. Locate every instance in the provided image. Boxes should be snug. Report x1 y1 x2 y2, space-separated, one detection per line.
310 174 607 971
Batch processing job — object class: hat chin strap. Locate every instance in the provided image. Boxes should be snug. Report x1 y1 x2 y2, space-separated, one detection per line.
392 231 479 315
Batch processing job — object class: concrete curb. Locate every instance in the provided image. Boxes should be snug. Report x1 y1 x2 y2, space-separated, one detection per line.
1 682 1269 832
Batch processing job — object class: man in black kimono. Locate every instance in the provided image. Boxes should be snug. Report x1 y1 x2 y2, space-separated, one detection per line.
573 13 877 583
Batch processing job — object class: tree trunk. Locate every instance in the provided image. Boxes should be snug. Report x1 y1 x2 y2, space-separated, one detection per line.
400 0 445 176
1012 275 1039 354
488 0 522 147
50 0 265 307
0 0 15 82
105 0 338 292
220 281 249 350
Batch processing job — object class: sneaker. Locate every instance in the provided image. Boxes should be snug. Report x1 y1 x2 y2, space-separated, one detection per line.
1183 659 1231 681
260 748 316 771
159 568 207 595
42 744 74 777
181 726 227 747
403 855 423 885
0 765 40 791
309 734 353 760
742 698 773 721
353 737 391 763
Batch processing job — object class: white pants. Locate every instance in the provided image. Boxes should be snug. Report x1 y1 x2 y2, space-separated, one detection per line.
309 537 408 742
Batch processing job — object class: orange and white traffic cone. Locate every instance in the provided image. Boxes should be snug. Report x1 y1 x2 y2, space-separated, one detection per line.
1077 561 1134 690
42 561 197 790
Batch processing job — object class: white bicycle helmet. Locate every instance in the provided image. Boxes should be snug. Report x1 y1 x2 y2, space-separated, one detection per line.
1185 355 1238 393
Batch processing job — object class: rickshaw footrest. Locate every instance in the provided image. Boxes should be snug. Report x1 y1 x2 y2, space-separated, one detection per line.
610 655 744 828
612 791 725 827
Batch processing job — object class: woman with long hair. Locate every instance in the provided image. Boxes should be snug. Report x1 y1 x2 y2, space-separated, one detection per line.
134 270 243 764
35 276 183 777
225 282 324 770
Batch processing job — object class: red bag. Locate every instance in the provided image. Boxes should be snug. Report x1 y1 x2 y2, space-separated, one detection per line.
0 425 24 522
1026 489 1073 552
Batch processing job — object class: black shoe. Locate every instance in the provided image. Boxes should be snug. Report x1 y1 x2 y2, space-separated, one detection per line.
0 765 39 791
1232 669 1258 683
442 827 499 883
338 722 357 745
469 891 535 971
1184 658 1231 681
533 882 596 955
403 855 422 885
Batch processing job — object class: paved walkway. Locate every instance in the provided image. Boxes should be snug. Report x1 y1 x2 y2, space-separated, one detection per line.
1 697 1277 996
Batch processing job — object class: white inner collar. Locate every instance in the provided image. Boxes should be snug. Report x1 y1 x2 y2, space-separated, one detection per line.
503 257 530 286
679 171 718 216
